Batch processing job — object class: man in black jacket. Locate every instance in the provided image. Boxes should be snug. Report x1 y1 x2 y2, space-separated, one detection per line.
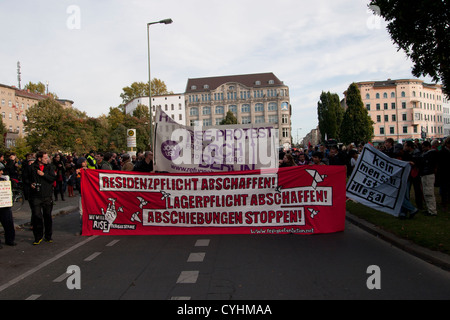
133 151 153 173
28 151 57 245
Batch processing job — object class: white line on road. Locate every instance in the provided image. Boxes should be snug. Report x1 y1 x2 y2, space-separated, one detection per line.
0 236 98 293
187 252 206 262
106 240 120 247
84 252 102 262
176 271 199 284
53 272 70 283
195 239 210 247
25 294 41 300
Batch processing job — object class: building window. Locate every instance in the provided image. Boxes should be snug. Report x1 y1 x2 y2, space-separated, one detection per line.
229 105 237 114
215 106 224 114
390 127 395 134
380 127 385 135
190 107 198 116
241 104 250 113
203 119 212 126
255 103 264 112
391 103 396 109
241 116 251 124
377 115 381 122
268 115 278 123
282 114 289 124
282 128 289 138
268 102 277 111
203 106 211 115
255 116 264 123
403 126 408 134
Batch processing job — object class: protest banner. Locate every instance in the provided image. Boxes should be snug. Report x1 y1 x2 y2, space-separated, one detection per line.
153 107 279 173
346 144 411 217
81 165 346 236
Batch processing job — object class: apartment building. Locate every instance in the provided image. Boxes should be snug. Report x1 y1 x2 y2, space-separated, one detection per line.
124 93 186 125
0 83 73 148
356 79 445 144
185 72 292 148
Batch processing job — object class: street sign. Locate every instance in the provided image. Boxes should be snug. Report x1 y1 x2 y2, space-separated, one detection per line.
127 129 137 148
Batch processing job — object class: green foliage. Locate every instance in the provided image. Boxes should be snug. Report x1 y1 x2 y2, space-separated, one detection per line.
317 91 344 141
340 83 374 145
369 0 450 97
220 111 238 125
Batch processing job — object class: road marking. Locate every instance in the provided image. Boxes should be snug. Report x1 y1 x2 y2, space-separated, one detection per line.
0 236 98 293
106 240 120 247
195 239 210 247
187 252 206 262
84 252 102 262
25 294 41 300
53 272 70 283
171 296 191 300
176 271 199 284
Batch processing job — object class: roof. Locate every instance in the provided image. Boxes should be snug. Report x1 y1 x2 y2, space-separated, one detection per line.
185 72 284 93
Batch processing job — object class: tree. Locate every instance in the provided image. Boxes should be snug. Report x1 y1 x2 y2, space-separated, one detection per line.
132 104 150 119
24 81 58 99
317 91 344 141
369 0 450 97
24 98 66 152
120 79 173 104
220 111 238 125
340 83 374 145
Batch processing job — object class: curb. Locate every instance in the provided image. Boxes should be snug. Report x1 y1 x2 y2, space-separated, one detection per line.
346 212 450 272
12 206 79 230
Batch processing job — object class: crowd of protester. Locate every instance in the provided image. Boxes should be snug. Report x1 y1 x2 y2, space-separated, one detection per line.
0 137 448 247
0 150 154 247
280 136 450 218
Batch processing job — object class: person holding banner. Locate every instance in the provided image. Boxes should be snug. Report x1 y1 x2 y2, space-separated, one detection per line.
0 162 16 248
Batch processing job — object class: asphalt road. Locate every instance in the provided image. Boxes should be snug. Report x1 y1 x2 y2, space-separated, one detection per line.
1 209 449 301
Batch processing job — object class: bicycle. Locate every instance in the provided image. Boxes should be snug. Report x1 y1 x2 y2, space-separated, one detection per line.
11 179 25 213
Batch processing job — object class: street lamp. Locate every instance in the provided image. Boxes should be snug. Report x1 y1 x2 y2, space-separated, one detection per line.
147 18 173 152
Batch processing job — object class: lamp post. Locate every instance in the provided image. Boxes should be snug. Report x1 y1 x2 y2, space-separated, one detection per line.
147 18 173 152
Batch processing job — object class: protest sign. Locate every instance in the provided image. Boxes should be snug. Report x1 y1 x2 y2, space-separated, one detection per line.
153 107 279 173
81 165 346 236
346 144 411 216
0 180 12 208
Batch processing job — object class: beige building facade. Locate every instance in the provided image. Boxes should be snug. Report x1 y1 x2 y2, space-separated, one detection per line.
0 83 73 148
185 73 292 148
356 79 445 144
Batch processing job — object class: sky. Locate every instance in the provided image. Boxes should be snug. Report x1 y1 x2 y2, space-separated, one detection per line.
0 0 434 142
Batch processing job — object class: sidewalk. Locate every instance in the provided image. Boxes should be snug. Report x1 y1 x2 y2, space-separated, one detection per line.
0 192 80 232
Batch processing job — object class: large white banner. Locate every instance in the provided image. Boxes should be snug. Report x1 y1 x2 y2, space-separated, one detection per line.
154 107 279 173
346 144 411 217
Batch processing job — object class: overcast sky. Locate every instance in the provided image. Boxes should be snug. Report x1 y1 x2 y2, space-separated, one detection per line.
0 0 433 141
